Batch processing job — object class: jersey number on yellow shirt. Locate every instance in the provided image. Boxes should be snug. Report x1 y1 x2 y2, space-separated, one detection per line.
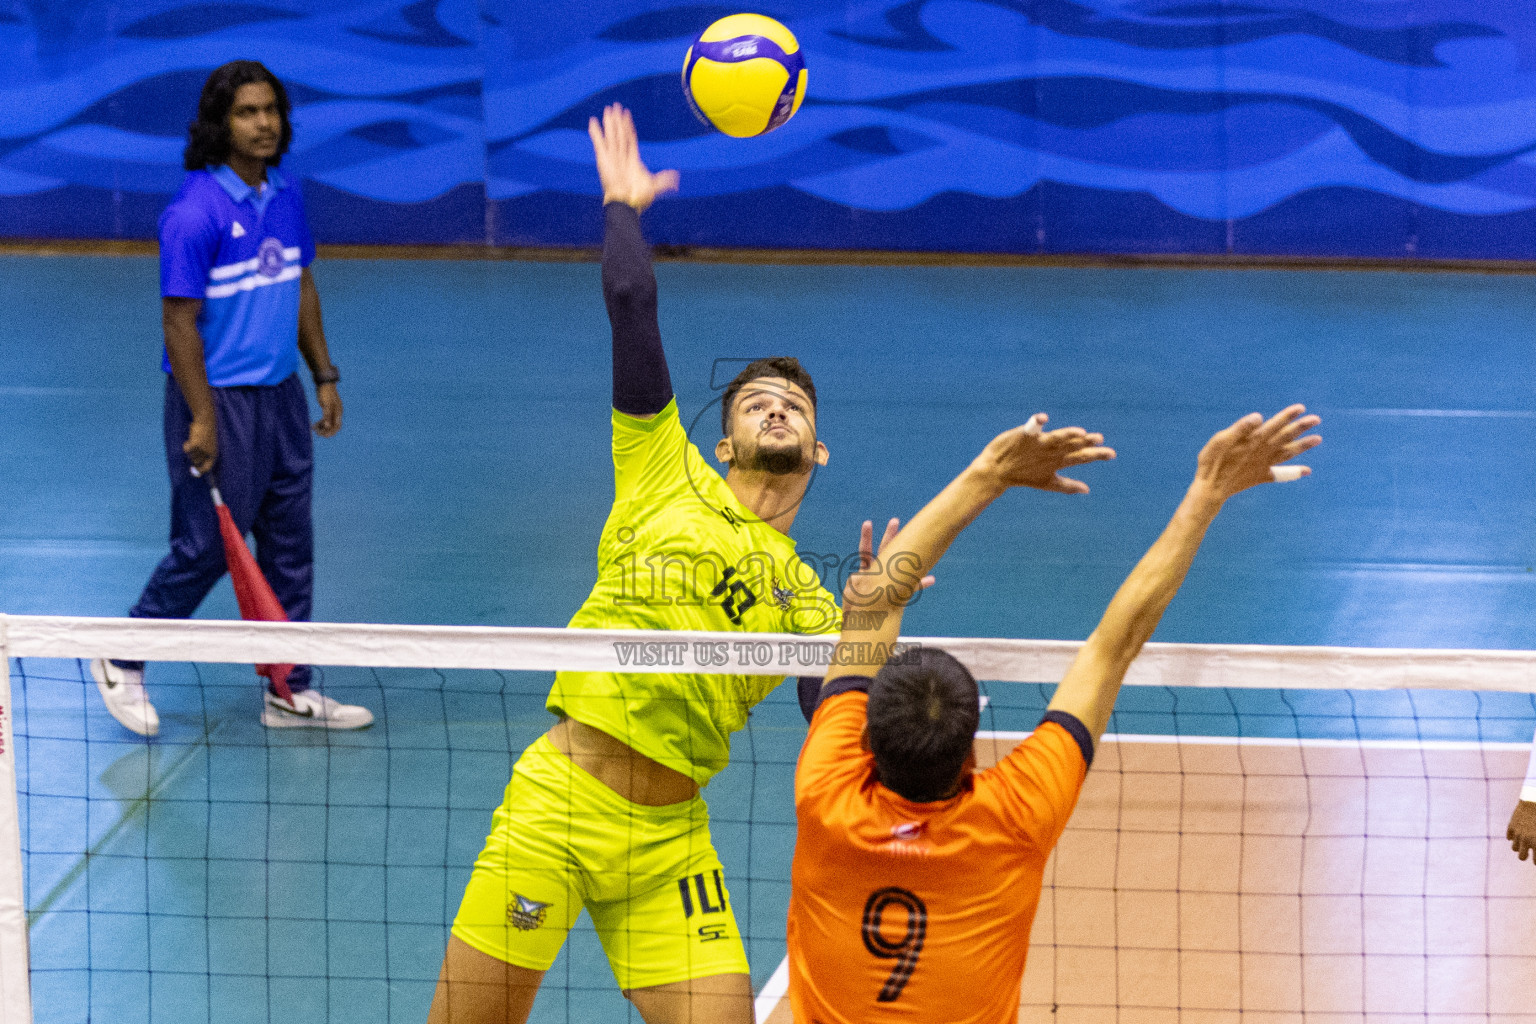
710 567 757 624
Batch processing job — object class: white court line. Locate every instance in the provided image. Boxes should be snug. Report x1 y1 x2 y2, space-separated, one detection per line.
754 956 789 1023
981 730 1535 750
1340 408 1536 418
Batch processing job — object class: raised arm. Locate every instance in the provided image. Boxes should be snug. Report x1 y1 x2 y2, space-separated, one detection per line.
828 415 1115 682
1047 406 1320 743
589 103 679 420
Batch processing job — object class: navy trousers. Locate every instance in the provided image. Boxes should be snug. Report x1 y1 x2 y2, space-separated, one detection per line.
123 374 315 690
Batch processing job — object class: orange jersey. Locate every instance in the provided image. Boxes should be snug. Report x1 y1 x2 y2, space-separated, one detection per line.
787 684 1090 1024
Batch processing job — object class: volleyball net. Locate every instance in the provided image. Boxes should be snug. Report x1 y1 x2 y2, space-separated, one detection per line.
2 614 1534 1024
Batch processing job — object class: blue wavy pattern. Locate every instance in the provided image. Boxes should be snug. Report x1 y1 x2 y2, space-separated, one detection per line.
4 0 1536 254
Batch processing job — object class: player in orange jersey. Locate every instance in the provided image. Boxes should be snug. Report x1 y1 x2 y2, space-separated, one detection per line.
788 405 1321 1024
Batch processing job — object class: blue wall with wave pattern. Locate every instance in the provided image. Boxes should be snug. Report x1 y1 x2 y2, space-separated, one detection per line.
5 1 1536 256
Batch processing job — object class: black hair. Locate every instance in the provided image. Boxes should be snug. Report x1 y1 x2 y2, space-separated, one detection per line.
183 60 293 171
720 357 817 436
866 648 980 802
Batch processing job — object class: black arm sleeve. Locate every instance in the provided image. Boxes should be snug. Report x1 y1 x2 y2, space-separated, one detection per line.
799 675 874 723
1039 709 1095 768
602 202 673 416
797 676 824 723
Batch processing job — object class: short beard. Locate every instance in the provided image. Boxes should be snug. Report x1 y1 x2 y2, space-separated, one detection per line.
747 443 805 475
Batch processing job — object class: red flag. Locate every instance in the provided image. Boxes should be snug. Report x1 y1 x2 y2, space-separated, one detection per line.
209 481 295 702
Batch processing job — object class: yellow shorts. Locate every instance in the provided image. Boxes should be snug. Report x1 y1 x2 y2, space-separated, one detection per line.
451 735 749 990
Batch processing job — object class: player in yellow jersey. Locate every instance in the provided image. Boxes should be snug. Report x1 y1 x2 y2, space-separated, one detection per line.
427 104 845 1023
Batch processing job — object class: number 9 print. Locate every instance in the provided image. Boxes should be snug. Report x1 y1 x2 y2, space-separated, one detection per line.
862 887 927 1002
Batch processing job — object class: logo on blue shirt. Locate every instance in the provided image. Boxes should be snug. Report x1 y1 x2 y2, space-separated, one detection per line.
257 237 286 278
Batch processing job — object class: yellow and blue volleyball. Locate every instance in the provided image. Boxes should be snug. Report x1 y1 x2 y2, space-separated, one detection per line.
682 14 807 138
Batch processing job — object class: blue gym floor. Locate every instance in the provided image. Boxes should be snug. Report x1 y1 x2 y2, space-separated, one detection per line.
4 253 1536 1021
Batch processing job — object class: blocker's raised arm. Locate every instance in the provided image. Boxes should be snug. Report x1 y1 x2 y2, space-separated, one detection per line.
1047 405 1320 744
828 415 1115 683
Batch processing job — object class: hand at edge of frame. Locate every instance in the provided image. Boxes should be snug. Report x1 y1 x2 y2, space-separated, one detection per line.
1508 800 1536 863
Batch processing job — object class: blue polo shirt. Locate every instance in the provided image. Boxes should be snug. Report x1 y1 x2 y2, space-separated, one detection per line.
158 165 316 387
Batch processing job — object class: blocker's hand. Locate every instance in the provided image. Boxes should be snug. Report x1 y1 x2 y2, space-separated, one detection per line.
588 103 679 213
1194 404 1320 501
843 517 936 616
1508 800 1536 863
970 414 1116 495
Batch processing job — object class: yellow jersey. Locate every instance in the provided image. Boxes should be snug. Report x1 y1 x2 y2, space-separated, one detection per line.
547 399 840 784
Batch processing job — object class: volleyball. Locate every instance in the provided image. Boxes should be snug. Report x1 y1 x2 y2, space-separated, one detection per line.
682 13 807 138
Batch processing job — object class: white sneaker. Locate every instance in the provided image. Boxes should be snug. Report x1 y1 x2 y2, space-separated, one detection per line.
262 688 374 730
90 659 160 737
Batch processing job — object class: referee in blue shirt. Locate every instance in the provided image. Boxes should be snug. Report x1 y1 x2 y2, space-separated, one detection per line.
92 61 371 735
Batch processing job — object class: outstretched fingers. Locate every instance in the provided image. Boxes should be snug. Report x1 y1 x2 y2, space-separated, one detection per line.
1255 406 1322 482
588 114 613 178
1223 412 1264 442
858 517 901 570
1044 474 1092 495
979 414 1115 494
849 518 935 602
844 520 880 607
1271 411 1321 444
1039 426 1098 447
1044 425 1088 441
610 104 629 160
1263 409 1321 466
1257 403 1308 438
1033 427 1107 467
590 103 679 208
1048 430 1116 493
1061 444 1117 467
590 105 625 178
1200 404 1322 496
1282 433 1322 458
857 519 875 571
603 104 620 153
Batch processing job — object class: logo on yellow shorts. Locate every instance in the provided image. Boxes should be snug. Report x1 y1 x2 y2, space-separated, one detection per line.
507 894 551 931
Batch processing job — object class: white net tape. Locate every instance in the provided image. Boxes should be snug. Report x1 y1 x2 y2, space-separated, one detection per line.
3 614 1534 693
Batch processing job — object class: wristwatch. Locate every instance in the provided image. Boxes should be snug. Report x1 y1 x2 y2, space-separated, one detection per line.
313 364 340 386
